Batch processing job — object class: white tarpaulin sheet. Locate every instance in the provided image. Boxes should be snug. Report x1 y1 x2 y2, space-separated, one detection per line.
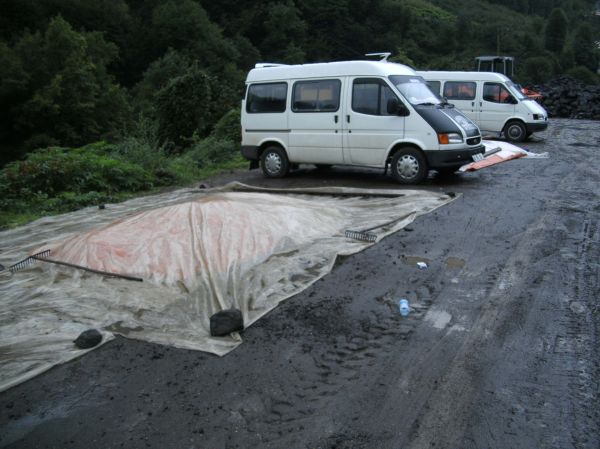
0 182 457 391
460 140 549 171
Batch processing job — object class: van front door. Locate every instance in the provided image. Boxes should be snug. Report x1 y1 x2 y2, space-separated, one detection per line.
442 80 478 123
288 78 344 164
344 77 404 167
480 82 516 133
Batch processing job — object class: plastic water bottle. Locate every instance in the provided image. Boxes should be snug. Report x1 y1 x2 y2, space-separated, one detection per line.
398 299 410 316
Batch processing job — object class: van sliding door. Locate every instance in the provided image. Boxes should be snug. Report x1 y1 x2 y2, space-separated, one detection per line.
480 82 516 133
288 79 344 164
344 77 404 167
442 81 479 124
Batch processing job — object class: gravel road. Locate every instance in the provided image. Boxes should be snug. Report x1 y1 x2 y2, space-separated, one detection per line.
1 118 598 449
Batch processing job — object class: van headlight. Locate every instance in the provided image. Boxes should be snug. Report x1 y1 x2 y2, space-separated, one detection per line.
533 114 545 120
438 133 463 144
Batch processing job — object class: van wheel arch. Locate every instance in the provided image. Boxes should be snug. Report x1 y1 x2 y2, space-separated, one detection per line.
388 145 428 184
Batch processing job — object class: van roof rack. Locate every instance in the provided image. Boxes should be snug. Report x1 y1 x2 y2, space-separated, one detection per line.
365 52 391 62
255 63 289 68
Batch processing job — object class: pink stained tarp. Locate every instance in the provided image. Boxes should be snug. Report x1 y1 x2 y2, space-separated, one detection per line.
0 183 457 391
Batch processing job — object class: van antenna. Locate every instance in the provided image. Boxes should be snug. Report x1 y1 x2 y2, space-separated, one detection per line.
365 52 392 62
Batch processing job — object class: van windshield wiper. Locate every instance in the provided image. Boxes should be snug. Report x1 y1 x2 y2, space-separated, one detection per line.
416 102 436 106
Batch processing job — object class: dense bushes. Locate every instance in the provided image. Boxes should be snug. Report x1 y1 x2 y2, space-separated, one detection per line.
0 127 244 228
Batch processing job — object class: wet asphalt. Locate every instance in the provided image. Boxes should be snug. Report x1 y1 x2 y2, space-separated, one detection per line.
1 118 598 449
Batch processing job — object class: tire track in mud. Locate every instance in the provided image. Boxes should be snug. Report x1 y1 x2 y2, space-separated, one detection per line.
239 264 441 448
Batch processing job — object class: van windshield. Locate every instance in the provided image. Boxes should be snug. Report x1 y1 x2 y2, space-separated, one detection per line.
506 81 527 100
388 75 441 106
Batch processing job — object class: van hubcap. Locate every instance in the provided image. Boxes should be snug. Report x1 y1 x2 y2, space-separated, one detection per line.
396 155 419 179
507 125 523 140
264 152 282 174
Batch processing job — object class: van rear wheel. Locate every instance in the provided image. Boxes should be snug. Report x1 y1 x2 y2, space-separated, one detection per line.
261 146 289 178
391 148 428 184
504 120 526 142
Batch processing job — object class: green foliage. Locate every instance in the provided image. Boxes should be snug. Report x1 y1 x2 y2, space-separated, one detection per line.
523 55 555 84
211 109 241 145
0 146 153 199
155 66 212 149
566 66 600 85
0 15 131 165
544 8 569 53
183 137 239 168
572 23 599 72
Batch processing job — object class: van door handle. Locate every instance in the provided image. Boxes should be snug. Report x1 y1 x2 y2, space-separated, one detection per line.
471 101 475 107
346 115 350 123
334 115 338 123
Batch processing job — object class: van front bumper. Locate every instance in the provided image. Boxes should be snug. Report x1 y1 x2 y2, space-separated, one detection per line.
526 122 548 133
424 145 485 169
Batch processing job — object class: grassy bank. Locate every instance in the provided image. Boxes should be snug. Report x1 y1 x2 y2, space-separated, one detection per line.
0 136 246 230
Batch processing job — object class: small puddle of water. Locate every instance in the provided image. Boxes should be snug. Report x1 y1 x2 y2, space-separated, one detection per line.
445 257 466 269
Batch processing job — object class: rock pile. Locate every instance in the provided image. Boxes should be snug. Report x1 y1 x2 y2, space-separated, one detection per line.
528 76 600 120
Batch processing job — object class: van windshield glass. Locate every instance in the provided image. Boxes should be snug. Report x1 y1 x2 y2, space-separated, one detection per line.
388 75 441 106
506 81 527 100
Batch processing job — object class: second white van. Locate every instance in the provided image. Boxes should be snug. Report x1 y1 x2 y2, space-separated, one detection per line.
417 71 548 142
241 60 485 184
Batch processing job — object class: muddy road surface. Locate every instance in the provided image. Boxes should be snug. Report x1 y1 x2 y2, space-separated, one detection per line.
1 118 598 449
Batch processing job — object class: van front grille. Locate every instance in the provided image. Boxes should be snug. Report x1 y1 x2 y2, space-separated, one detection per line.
467 137 481 145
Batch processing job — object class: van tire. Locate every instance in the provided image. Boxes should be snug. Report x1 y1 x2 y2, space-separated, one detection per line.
391 148 428 184
504 120 526 142
261 146 289 178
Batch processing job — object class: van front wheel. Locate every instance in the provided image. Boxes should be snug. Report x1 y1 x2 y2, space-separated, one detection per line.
504 120 526 142
391 148 428 184
261 146 289 178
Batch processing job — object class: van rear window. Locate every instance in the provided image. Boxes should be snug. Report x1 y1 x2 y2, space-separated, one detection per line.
246 83 288 113
292 79 341 112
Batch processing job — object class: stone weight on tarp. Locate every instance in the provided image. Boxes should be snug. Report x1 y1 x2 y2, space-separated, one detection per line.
74 329 103 349
210 309 244 337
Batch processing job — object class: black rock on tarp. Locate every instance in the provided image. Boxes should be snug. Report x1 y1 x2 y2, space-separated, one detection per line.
210 309 244 337
74 329 103 349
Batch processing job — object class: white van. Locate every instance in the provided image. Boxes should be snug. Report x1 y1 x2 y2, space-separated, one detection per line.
416 71 548 142
241 60 485 183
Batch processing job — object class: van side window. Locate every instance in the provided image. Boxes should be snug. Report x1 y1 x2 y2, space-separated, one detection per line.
352 78 398 116
246 82 288 113
443 81 476 100
292 79 341 112
483 83 512 103
426 81 441 96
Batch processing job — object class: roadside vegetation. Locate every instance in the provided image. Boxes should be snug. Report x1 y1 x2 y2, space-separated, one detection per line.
0 0 598 228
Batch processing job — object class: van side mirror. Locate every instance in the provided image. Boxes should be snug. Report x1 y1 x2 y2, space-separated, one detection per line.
387 98 410 116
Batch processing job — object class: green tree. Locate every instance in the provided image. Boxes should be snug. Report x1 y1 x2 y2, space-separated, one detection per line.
523 55 555 83
544 8 569 53
571 23 598 71
155 65 211 149
258 1 307 63
0 16 130 164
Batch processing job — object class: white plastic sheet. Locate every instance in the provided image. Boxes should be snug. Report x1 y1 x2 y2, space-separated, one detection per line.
0 183 457 391
460 140 549 171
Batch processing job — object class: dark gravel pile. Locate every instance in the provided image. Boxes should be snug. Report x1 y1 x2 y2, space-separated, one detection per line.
529 76 600 120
